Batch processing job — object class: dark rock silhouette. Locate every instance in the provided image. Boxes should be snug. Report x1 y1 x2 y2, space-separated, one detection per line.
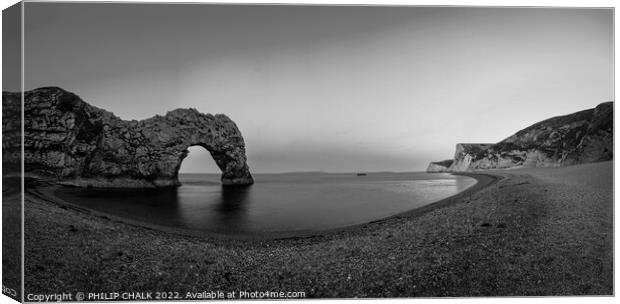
428 102 613 172
3 87 254 187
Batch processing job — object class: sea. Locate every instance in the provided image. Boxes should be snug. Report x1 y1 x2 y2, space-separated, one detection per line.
53 172 476 235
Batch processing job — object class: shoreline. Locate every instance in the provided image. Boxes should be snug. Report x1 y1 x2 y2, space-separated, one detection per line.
26 172 498 242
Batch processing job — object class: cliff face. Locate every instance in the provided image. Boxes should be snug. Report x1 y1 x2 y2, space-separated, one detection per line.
426 159 454 172
3 87 254 187
448 143 494 171
427 102 613 172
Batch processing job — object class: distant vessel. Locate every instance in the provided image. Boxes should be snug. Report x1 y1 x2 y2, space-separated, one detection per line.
356 173 367 176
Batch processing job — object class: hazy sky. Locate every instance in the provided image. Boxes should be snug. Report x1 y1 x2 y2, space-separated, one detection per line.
19 4 613 173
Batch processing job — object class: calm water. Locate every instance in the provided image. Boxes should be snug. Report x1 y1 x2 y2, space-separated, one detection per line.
54 172 476 235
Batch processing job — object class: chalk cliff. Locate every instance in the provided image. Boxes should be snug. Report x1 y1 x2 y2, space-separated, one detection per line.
3 87 254 187
427 102 613 172
425 160 454 173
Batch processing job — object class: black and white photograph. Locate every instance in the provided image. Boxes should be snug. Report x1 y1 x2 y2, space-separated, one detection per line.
1 0 615 301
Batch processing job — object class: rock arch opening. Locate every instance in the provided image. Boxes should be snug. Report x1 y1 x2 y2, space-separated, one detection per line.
179 146 222 174
173 140 254 187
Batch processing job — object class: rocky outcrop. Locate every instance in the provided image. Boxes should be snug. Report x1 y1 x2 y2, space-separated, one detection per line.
427 102 613 172
448 143 495 171
3 87 254 187
426 159 454 172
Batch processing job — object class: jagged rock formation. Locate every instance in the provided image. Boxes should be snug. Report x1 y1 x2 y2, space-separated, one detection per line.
3 87 254 187
427 102 613 172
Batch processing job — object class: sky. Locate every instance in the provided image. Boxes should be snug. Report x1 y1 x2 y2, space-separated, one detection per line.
17 3 613 173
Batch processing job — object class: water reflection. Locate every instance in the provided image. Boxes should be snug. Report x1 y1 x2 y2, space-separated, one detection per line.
54 173 477 234
179 185 253 233
55 187 185 225
215 185 251 213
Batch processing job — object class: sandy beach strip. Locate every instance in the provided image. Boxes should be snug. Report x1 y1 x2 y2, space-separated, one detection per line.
23 161 612 297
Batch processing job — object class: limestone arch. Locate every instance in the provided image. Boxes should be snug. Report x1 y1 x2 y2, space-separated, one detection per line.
17 87 255 188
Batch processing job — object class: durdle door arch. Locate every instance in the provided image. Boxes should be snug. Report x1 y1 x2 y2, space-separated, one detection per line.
4 87 254 188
